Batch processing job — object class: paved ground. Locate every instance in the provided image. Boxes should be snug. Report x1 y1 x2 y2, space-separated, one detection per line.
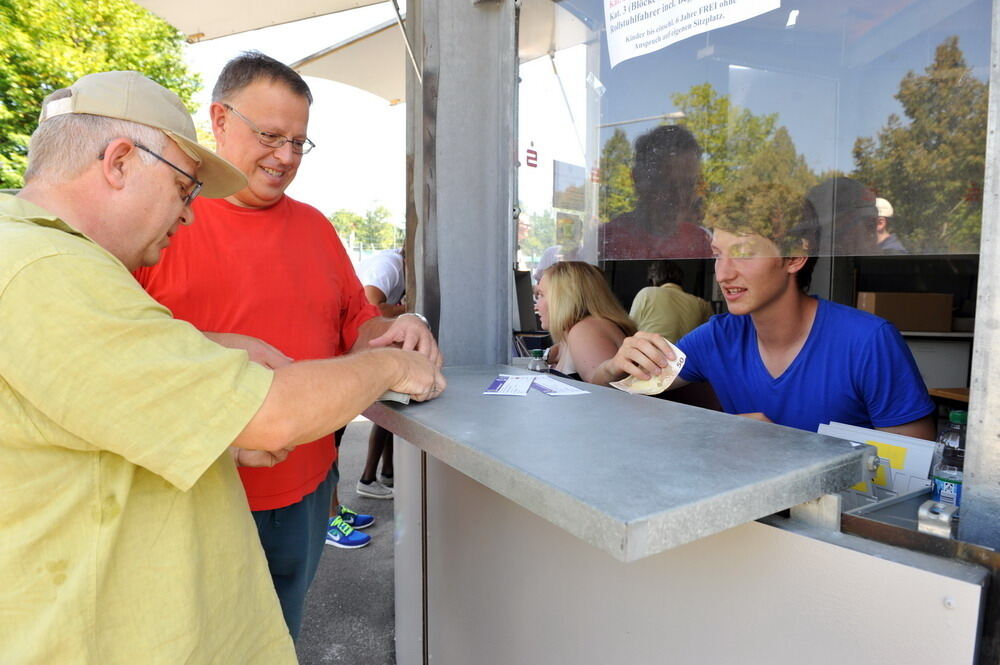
297 418 397 665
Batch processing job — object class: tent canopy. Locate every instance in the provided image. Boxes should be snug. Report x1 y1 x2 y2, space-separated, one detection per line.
135 0 592 104
135 0 385 42
292 17 406 105
291 0 592 104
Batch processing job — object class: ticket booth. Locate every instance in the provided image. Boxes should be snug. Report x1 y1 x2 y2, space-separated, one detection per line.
392 1 1000 663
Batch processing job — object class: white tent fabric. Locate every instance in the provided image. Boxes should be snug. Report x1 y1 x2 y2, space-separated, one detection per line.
291 17 406 105
134 0 385 42
290 0 592 104
134 0 591 104
517 0 593 64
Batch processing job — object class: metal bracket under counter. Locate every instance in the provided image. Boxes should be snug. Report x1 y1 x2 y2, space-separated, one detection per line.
365 365 873 562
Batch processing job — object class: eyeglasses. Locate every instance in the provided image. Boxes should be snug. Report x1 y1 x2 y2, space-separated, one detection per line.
133 143 204 206
99 141 203 206
223 103 316 155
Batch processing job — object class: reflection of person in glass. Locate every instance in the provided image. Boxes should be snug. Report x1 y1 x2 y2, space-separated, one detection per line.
601 124 711 260
805 176 879 256
533 212 583 282
874 197 907 254
606 181 936 440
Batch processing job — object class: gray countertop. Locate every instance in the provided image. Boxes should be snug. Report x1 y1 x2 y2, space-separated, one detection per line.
365 365 870 562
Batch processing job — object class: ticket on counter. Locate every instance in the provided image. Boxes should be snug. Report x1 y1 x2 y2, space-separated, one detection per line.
530 375 589 396
483 374 534 396
609 338 687 396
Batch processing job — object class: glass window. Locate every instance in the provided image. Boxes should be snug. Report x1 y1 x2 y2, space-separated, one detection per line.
517 0 992 269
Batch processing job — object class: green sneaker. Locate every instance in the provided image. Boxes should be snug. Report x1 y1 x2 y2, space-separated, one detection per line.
339 505 375 529
325 515 371 549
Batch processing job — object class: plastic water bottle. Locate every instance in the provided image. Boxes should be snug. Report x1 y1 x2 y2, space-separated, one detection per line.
931 410 966 473
931 446 964 507
931 410 966 506
938 410 967 450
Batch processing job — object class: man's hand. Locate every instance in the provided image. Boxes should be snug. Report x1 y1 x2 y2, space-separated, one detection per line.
368 315 443 367
228 447 291 467
388 348 447 402
205 332 293 369
611 331 678 381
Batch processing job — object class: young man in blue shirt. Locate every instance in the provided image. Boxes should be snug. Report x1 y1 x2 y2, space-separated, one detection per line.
605 182 936 439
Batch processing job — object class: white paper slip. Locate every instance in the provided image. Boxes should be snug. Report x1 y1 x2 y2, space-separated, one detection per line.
378 390 411 404
483 374 534 396
530 375 589 396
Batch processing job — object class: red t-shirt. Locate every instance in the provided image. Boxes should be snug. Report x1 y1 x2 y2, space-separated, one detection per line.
135 195 379 510
601 212 712 260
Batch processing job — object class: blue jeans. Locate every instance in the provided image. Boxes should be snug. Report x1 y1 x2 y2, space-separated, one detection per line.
252 465 338 640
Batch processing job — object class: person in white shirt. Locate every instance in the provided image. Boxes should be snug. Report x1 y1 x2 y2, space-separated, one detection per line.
356 248 406 498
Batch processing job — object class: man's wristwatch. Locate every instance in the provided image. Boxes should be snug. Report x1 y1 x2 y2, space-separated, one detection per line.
400 312 430 327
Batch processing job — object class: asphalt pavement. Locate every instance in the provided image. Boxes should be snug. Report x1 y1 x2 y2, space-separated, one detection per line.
297 418 397 665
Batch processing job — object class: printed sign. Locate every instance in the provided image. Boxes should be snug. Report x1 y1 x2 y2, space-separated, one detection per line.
604 0 781 68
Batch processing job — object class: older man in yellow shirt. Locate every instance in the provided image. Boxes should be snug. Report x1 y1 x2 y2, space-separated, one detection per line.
0 71 444 664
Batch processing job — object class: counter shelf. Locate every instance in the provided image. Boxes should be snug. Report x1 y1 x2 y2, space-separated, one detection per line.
366 364 872 562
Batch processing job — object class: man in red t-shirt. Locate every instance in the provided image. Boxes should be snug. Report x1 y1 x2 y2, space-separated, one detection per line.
136 52 441 639
600 124 711 261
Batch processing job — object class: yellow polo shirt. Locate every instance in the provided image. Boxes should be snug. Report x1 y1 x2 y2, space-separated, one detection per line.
629 282 714 342
0 195 296 664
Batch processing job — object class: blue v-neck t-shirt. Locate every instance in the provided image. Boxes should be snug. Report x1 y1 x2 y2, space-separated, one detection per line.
677 298 935 433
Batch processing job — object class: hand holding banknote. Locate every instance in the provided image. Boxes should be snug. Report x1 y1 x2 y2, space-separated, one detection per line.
608 332 688 396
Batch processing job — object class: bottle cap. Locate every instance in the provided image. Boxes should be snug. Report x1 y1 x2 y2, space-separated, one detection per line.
950 410 968 425
531 349 543 358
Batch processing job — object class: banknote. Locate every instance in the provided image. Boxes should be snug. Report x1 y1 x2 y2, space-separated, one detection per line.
609 338 686 396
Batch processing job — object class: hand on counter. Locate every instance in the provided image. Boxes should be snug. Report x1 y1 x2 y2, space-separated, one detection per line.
389 348 447 402
368 314 443 368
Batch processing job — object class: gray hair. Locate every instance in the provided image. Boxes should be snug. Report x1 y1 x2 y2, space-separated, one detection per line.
25 110 167 184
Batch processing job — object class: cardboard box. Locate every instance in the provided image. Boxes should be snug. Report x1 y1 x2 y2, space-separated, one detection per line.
856 292 953 332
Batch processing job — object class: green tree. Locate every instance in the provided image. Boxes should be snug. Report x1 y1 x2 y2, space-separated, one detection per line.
853 36 987 253
671 83 778 197
357 206 398 249
0 0 201 188
706 181 814 255
329 206 400 250
598 128 635 223
736 127 817 193
329 209 363 241
517 207 556 261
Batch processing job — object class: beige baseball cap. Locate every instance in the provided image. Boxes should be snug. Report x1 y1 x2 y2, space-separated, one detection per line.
875 197 894 218
38 70 246 199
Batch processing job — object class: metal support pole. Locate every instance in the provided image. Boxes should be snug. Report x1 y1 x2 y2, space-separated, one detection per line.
959 0 1000 550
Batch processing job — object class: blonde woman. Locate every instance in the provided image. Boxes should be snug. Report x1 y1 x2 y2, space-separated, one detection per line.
534 261 637 385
